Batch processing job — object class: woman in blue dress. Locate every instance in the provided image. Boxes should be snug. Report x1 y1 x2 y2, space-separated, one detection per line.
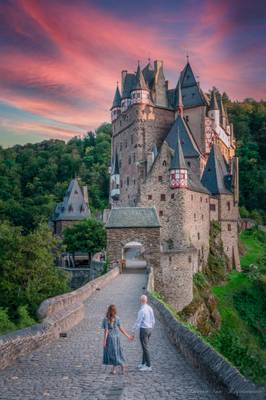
102 304 133 374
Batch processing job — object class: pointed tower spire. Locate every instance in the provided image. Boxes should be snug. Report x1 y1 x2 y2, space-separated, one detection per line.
208 89 220 128
135 62 149 90
169 128 188 189
218 94 226 128
176 79 183 117
112 83 121 109
131 61 150 105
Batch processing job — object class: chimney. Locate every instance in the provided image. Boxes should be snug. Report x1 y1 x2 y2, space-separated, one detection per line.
82 185 89 205
121 70 127 94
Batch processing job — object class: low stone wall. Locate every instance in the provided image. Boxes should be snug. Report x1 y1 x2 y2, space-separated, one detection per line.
147 268 266 400
0 267 119 370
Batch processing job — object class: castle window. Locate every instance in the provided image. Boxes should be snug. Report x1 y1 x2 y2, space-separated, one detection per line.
188 256 192 263
148 194 152 200
68 205 73 212
186 75 190 80
200 197 202 202
228 224 231 231
201 214 204 220
133 153 136 162
158 176 163 182
206 198 208 203
127 176 129 186
159 210 163 217
133 179 135 185
191 194 193 200
120 142 122 151
169 256 172 262
137 93 140 98
187 161 191 167
119 160 122 168
185 116 189 122
194 213 196 221
128 156 131 164
198 232 200 240
227 201 231 211
162 160 166 166
161 194 166 201
171 193 175 199
74 190 78 195
210 203 216 211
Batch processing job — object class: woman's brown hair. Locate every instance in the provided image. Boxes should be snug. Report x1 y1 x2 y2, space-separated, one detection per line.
106 304 117 323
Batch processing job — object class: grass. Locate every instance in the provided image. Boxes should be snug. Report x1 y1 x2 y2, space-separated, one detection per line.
208 227 266 385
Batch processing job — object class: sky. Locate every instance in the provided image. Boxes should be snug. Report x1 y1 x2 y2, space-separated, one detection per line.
0 0 265 147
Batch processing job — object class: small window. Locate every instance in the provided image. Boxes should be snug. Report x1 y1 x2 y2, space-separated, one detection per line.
133 153 136 162
210 204 216 211
159 210 163 216
137 93 140 98
169 256 172 262
198 232 200 240
201 214 204 220
171 193 175 199
194 213 196 221
158 176 163 182
148 194 152 200
162 160 166 166
206 198 208 203
185 115 189 122
128 156 131 164
227 201 231 211
161 194 166 201
74 190 78 195
228 224 231 231
120 180 123 188
188 256 192 263
127 177 129 186
68 205 73 212
187 161 191 167
191 194 193 200
200 197 202 202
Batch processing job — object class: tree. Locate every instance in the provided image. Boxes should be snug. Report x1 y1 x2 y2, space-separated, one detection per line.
0 222 70 320
63 219 106 264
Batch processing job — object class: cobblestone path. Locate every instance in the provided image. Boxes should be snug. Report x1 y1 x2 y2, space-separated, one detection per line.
0 274 224 400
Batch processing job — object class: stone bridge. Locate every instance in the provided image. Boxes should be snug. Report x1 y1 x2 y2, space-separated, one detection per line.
0 270 264 400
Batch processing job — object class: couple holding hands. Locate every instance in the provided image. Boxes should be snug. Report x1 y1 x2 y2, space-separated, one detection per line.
102 295 155 374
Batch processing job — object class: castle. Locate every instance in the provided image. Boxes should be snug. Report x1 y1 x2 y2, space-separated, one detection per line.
106 59 240 311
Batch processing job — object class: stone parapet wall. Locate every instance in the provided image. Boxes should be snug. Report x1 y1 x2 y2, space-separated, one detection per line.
0 268 119 370
146 269 265 400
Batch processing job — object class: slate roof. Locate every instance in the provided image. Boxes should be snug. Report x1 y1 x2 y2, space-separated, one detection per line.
122 73 137 98
52 179 90 221
112 85 121 108
176 79 183 109
179 62 206 108
106 207 160 228
165 116 200 158
170 130 187 170
201 144 231 195
142 62 155 89
134 64 149 91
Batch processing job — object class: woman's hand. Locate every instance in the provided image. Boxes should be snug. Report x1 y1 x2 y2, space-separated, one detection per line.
103 340 107 348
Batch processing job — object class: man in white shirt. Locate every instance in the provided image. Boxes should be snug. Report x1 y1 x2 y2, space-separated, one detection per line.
132 294 155 372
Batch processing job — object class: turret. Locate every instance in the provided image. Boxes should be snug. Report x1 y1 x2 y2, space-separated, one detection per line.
176 79 183 118
169 131 188 189
218 94 226 128
208 89 220 128
111 84 121 122
131 63 151 105
110 151 120 201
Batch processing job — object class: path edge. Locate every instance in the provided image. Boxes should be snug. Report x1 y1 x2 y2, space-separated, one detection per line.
0 267 119 371
146 267 266 400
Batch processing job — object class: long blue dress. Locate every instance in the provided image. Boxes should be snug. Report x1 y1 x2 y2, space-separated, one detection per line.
102 317 126 366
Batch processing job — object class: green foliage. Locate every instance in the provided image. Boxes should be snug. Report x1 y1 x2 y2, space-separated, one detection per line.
63 218 106 261
0 222 70 322
205 221 227 284
16 305 36 329
0 124 112 231
209 228 266 385
0 308 16 334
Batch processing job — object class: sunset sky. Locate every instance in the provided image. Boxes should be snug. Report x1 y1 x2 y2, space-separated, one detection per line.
0 0 265 147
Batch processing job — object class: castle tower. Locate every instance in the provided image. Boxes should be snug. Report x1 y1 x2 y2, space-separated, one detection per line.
169 130 188 189
131 63 151 105
218 94 227 128
111 84 121 122
208 90 220 129
110 151 120 202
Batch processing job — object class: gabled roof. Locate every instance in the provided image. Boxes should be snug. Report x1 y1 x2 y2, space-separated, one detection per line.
142 62 154 88
122 73 137 98
210 90 219 110
106 207 160 228
52 179 90 221
165 116 200 158
179 62 206 108
201 144 231 195
112 85 121 108
170 130 187 170
134 64 149 91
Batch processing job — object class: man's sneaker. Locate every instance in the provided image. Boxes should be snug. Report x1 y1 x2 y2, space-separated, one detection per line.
139 365 152 372
137 363 146 369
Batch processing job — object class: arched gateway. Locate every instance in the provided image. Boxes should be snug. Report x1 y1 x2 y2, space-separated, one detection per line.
106 207 161 274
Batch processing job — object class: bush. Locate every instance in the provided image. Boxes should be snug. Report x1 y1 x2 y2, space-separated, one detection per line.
0 308 16 334
17 305 36 329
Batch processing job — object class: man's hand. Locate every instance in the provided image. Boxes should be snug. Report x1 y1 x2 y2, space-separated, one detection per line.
129 335 135 341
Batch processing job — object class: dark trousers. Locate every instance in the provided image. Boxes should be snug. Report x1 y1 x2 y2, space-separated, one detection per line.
140 328 152 367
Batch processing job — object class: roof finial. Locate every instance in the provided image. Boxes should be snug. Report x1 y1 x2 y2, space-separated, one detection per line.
186 50 189 63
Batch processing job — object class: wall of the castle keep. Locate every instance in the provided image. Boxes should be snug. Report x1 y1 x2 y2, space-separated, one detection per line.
111 104 174 206
219 194 240 270
160 249 195 311
106 227 162 287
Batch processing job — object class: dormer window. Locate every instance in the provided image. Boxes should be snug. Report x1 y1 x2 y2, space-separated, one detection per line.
68 205 73 212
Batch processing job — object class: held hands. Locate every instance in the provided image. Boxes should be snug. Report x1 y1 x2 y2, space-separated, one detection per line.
128 335 135 341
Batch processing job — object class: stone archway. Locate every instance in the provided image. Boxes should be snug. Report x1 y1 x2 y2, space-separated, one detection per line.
122 241 147 270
